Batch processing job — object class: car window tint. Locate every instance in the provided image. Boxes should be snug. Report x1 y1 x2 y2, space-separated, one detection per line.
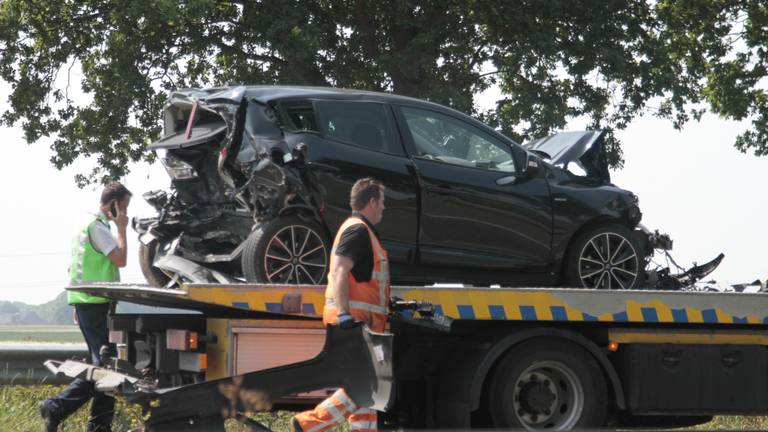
401 107 516 173
280 100 319 132
316 101 400 154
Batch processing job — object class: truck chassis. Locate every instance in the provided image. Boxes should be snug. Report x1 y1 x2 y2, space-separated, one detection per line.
48 283 768 430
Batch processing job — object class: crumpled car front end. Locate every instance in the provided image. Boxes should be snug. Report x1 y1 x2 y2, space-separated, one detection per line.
525 130 723 290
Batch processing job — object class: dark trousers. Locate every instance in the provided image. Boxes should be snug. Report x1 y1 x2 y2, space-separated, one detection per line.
47 303 115 428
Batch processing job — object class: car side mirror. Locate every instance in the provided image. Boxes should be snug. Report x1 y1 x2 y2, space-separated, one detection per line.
522 153 540 178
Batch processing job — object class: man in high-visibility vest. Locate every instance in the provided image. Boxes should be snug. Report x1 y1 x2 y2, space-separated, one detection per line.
40 182 132 432
293 177 389 432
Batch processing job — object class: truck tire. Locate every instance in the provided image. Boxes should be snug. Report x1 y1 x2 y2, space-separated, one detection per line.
563 224 643 289
489 338 607 430
242 216 329 284
139 241 172 288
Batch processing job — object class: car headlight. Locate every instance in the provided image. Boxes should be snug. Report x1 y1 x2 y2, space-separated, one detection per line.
158 149 197 179
628 193 642 224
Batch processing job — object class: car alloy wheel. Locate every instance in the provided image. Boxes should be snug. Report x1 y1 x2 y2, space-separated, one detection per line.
263 225 328 284
578 232 639 289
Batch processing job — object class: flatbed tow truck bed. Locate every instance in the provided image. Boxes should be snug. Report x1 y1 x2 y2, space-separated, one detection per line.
47 283 768 430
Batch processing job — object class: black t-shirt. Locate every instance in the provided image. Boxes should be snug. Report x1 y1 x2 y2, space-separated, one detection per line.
334 213 380 282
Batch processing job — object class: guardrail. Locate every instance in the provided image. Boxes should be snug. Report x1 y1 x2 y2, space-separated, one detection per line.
0 343 88 385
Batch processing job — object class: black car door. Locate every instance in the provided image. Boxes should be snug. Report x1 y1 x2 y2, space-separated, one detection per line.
288 99 419 264
394 105 554 273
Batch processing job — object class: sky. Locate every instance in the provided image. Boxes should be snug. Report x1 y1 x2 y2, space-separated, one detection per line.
0 82 766 305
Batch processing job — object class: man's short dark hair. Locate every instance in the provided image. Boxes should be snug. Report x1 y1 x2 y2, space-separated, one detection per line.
350 178 384 211
100 181 132 204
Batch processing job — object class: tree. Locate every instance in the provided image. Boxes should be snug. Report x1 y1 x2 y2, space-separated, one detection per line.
0 0 766 185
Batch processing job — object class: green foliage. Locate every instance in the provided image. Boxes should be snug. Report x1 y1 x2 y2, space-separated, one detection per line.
0 385 143 431
0 291 74 325
0 385 765 430
1 0 767 185
0 385 319 431
693 416 768 430
33 291 75 325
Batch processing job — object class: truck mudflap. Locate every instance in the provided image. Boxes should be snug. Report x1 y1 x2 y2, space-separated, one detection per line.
45 324 393 431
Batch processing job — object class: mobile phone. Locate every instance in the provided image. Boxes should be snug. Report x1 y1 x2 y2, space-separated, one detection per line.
109 200 118 219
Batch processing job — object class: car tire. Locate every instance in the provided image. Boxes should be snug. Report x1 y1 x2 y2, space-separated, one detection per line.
563 224 644 289
489 338 608 430
242 216 330 285
139 241 172 288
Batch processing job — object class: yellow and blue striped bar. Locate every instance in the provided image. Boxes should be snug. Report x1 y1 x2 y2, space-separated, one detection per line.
186 284 326 317
183 284 768 325
394 288 767 325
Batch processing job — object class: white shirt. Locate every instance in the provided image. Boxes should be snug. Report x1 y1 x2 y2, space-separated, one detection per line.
89 211 118 256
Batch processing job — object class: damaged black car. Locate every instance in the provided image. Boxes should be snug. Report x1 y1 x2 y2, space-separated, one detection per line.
133 86 721 289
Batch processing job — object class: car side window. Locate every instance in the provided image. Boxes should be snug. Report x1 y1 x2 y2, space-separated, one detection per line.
279 100 319 132
315 101 401 154
400 107 516 173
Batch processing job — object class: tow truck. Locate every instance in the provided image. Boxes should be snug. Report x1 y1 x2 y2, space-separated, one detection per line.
46 281 768 431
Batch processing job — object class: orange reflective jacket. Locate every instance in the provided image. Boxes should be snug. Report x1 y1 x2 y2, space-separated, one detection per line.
324 216 390 332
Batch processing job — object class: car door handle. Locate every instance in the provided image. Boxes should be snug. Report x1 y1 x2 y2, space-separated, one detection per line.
495 175 517 186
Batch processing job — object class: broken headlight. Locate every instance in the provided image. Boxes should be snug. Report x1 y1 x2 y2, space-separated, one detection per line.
158 150 198 180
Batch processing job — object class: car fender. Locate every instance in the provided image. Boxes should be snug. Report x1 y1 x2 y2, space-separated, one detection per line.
276 204 331 237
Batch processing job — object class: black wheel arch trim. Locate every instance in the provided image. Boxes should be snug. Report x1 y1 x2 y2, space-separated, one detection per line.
274 204 330 237
467 327 626 412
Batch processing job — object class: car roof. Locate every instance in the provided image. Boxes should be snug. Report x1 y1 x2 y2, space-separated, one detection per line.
168 85 517 145
178 85 451 111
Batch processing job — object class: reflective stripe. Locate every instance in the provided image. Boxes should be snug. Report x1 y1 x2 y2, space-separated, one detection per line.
306 402 345 432
370 240 389 309
327 298 387 315
349 301 387 315
330 389 358 413
305 419 335 432
350 408 377 432
319 399 345 420
350 420 375 431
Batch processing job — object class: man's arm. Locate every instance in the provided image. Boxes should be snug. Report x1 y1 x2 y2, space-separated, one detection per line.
327 255 355 315
106 225 128 268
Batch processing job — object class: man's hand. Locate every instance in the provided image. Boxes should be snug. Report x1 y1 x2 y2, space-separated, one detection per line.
336 313 356 329
114 201 129 231
107 200 129 268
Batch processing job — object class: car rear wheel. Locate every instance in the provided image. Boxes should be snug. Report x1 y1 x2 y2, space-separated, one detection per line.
489 338 608 430
242 216 329 284
139 240 173 288
563 224 643 289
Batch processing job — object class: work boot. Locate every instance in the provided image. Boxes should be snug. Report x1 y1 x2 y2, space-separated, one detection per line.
290 416 303 432
39 399 61 432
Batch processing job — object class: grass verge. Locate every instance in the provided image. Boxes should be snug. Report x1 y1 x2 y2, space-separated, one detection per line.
3 385 766 430
0 385 298 431
0 325 83 343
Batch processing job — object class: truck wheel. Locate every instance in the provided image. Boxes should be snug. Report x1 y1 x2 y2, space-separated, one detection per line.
242 216 329 284
139 241 172 288
489 338 607 430
563 224 643 289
